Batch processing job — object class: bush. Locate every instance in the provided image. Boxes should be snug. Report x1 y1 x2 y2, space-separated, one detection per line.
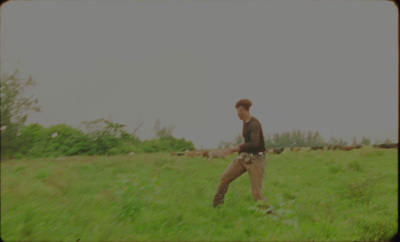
26 124 92 157
5 119 196 157
138 138 195 153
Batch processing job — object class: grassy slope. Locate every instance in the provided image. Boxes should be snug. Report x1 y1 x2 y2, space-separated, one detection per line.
1 146 397 241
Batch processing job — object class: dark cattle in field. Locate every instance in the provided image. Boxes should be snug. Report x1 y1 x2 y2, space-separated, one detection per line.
202 150 209 158
341 146 356 151
311 146 324 150
381 143 398 149
374 143 398 149
176 152 185 156
332 146 342 150
355 145 362 149
273 148 284 154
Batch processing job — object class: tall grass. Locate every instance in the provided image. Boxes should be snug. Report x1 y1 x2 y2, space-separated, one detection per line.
1 147 397 241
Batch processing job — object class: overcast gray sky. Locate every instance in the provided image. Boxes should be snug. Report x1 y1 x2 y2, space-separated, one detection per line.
1 0 397 149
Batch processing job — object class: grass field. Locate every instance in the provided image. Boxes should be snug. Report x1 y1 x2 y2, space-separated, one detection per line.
1 146 397 241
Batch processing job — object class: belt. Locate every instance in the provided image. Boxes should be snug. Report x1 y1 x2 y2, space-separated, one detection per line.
241 152 265 155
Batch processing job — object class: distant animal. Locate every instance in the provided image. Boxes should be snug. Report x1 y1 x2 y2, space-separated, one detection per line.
273 148 284 154
311 146 324 150
186 150 207 157
202 150 209 158
208 149 233 160
382 143 398 149
341 146 356 151
185 150 197 157
290 147 301 152
176 153 185 156
355 145 362 149
374 143 398 149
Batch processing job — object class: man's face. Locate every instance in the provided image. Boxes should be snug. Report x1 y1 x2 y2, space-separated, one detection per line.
236 106 247 120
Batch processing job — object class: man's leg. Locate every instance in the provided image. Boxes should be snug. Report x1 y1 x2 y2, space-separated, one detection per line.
213 158 246 207
245 155 268 202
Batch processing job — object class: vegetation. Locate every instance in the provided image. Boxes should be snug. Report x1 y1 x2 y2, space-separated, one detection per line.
4 121 194 159
1 69 392 159
1 70 41 158
1 69 397 241
1 147 397 241
219 130 374 149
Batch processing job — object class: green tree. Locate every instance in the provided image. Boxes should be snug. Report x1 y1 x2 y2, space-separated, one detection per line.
17 123 44 156
272 133 281 148
360 136 371 146
264 134 273 148
131 115 144 140
290 129 305 147
329 136 338 146
280 132 291 147
80 119 129 155
306 131 313 147
312 131 325 146
384 138 393 144
1 69 41 158
153 118 175 140
337 138 348 147
352 137 358 146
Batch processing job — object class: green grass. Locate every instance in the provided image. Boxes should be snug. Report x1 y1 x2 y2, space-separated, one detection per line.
1 146 397 241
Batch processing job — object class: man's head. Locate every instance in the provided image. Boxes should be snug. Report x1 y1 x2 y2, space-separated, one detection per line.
235 99 252 121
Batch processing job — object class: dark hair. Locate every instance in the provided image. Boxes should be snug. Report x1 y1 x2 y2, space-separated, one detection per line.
235 99 252 111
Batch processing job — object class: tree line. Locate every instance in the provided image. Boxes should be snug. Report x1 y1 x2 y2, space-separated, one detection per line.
1 119 194 159
218 130 374 149
263 130 373 148
2 69 390 159
1 70 194 159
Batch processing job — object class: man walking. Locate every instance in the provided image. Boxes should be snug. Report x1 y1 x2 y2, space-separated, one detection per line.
213 99 271 210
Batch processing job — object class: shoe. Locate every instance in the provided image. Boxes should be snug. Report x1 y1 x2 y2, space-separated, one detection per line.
256 203 275 215
266 209 275 215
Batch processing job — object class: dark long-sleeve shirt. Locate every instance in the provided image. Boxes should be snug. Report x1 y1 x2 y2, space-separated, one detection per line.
239 117 266 154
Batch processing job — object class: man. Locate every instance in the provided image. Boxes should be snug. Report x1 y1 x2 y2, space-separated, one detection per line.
213 99 271 210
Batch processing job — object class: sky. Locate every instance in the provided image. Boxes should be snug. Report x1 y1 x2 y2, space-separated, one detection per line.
1 0 398 149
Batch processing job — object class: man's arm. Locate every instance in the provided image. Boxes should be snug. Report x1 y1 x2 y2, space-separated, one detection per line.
229 145 241 153
229 123 261 153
